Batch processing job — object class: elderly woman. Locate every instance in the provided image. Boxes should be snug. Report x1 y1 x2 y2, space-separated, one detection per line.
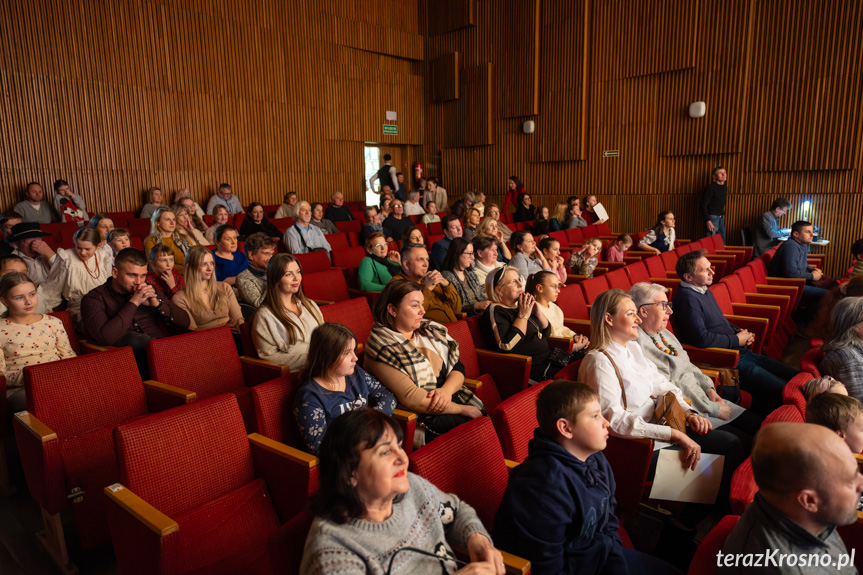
301 408 505 574
310 202 339 235
472 235 504 286
358 232 401 292
440 237 490 317
638 211 676 254
508 231 550 281
364 280 484 448
821 297 863 400
484 204 513 242
577 289 748 530
629 282 762 439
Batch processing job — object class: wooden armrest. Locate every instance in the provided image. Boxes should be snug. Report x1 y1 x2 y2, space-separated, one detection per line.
855 453 863 467
548 336 573 352
732 303 781 314
766 277 805 286
593 267 608 276
79 339 114 353
505 459 519 470
464 378 483 391
685 345 740 368
312 299 334 306
725 314 768 327
475 350 532 363
563 318 591 336
142 380 196 402
700 368 720 378
13 411 57 442
597 260 625 270
392 409 417 423
247 432 319 468
241 356 290 375
451 543 530 575
104 483 178 537
566 274 588 285
744 292 791 306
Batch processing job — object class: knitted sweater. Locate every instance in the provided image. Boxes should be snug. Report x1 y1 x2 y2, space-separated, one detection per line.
300 472 488 575
236 265 266 307
440 269 487 316
670 284 740 350
820 345 863 400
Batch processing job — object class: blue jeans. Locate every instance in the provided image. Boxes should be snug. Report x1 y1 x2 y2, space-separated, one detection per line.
706 215 726 243
736 348 798 415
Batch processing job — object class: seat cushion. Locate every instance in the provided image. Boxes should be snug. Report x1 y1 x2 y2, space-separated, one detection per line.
162 478 281 575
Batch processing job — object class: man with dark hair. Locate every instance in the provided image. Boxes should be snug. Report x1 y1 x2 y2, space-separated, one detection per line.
700 166 727 242
323 191 354 222
751 198 791 258
0 211 23 256
431 214 463 267
671 249 799 414
369 153 397 195
206 182 243 215
719 422 863 574
236 233 277 307
7 222 65 297
392 245 461 324
81 248 190 378
395 171 406 201
768 220 830 320
52 179 89 225
15 182 59 224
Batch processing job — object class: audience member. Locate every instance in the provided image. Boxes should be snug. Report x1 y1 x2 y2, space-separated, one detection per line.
449 192 476 220
671 250 798 414
606 234 632 263
6 223 65 306
582 194 607 225
15 182 58 224
172 205 208 247
0 272 75 413
701 166 728 242
440 237 490 316
578 289 747 530
848 238 863 280
509 231 550 280
204 205 231 244
566 202 587 229
358 232 401 292
396 171 406 201
549 201 568 232
401 227 426 251
368 153 397 195
235 233 277 307
502 176 525 214
392 245 461 324
0 255 55 314
175 198 209 235
300 409 501 574
274 191 299 219
309 202 339 235
139 187 169 219
527 270 589 350
0 211 23 256
56 227 113 330
365 281 484 448
145 242 184 300
144 207 190 274
638 211 676 254
814 276 863 340
485 204 513 241
477 216 512 261
821 297 863 401
421 200 440 225
211 224 248 284
473 191 487 217
423 177 448 211
252 253 323 369
284 201 332 256
719 422 863 574
379 197 393 220
382 199 413 241
472 235 504 286
805 393 863 453
767 220 831 320
52 179 88 225
481 266 553 383
237 202 280 240
359 206 387 245
293 323 397 454
403 190 425 216
205 182 243 215
88 213 115 243
752 197 792 257
173 246 242 331
431 214 463 267
531 205 551 236
495 380 678 575
81 248 190 377
513 192 535 223
462 208 482 241
801 375 848 402
323 191 354 222
173 188 205 218
538 236 568 285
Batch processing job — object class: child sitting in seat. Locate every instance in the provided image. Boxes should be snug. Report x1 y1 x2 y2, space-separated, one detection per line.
801 375 848 402
146 243 184 299
606 234 633 263
107 228 131 255
494 380 678 574
805 392 863 454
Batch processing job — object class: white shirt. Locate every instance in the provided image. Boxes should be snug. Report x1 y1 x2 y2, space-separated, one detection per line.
577 340 691 446
403 200 426 216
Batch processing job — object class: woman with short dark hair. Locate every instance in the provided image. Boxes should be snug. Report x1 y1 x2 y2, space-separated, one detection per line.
358 232 401 292
238 202 281 239
440 237 489 316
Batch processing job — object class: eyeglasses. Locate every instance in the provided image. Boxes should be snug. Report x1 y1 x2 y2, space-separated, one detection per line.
546 283 564 290
640 301 673 310
462 251 475 258
372 243 387 249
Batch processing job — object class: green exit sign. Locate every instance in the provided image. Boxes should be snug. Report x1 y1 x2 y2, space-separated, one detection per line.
383 124 398 135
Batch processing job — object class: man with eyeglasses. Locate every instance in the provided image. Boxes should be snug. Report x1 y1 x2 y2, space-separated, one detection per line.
382 200 413 241
671 250 799 415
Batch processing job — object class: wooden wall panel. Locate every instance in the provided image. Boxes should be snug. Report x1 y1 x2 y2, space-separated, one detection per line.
431 52 460 103
0 0 423 213
496 0 540 119
428 0 476 36
444 64 494 148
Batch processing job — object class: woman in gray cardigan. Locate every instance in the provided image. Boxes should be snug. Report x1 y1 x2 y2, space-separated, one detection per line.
629 282 762 436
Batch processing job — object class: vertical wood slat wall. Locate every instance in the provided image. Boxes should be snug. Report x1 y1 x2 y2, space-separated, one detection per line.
421 0 863 276
0 0 424 214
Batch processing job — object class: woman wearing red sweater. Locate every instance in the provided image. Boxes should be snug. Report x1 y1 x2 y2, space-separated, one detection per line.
502 176 525 214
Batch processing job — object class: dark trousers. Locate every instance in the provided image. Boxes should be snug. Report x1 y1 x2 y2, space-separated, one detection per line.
116 332 156 381
736 348 798 416
793 284 831 323
621 546 683 575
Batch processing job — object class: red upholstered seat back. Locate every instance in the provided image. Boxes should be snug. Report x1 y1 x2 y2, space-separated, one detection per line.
320 298 373 346
736 267 759 292
604 268 631 291
721 274 747 302
48 310 81 355
762 404 805 426
447 320 480 379
25 346 147 437
580 275 609 304
596 222 611 236
148 327 244 398
565 227 585 244
730 457 756 515
624 261 651 285
686 516 740 575
115 394 256 518
491 381 551 463
466 314 489 349
334 220 362 234
251 376 301 446
557 284 589 320
327 233 350 251
659 250 678 271
749 258 769 283
240 321 257 358
294 251 332 274
408 416 509 530
676 243 692 254
782 372 813 417
303 269 350 302
800 348 824 377
709 283 735 315
330 246 367 270
644 256 668 278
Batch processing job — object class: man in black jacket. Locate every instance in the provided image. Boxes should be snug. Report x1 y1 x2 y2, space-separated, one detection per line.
701 166 728 242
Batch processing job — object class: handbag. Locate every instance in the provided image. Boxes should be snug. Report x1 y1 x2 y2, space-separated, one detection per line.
600 350 687 433
715 367 742 403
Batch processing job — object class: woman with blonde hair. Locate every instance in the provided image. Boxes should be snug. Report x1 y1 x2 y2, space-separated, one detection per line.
173 188 205 218
550 202 568 232
172 245 242 331
204 204 231 244
144 207 191 273
477 216 512 261
172 205 208 247
252 253 324 369
484 204 514 242
140 187 169 219
463 207 482 241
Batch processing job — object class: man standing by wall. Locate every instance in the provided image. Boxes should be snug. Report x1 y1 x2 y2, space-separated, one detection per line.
369 153 397 195
701 166 728 243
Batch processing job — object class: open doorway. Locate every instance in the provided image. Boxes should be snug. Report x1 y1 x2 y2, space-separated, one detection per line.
364 145 408 208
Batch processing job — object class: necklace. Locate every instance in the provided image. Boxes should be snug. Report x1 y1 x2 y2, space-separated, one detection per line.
82 252 101 280
527 316 543 339
649 332 678 356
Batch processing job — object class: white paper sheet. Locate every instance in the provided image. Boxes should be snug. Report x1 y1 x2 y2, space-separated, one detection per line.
592 203 610 222
648 450 725 504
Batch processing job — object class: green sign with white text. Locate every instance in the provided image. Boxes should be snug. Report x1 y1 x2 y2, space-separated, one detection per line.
383 124 398 135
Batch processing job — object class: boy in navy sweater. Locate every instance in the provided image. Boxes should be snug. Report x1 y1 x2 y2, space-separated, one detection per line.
494 380 679 574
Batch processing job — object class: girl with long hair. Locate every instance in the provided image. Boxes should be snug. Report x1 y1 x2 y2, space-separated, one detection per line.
172 245 242 331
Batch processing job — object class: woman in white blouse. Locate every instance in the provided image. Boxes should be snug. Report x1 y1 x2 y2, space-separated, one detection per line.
56 227 114 331
577 288 746 530
251 253 323 370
